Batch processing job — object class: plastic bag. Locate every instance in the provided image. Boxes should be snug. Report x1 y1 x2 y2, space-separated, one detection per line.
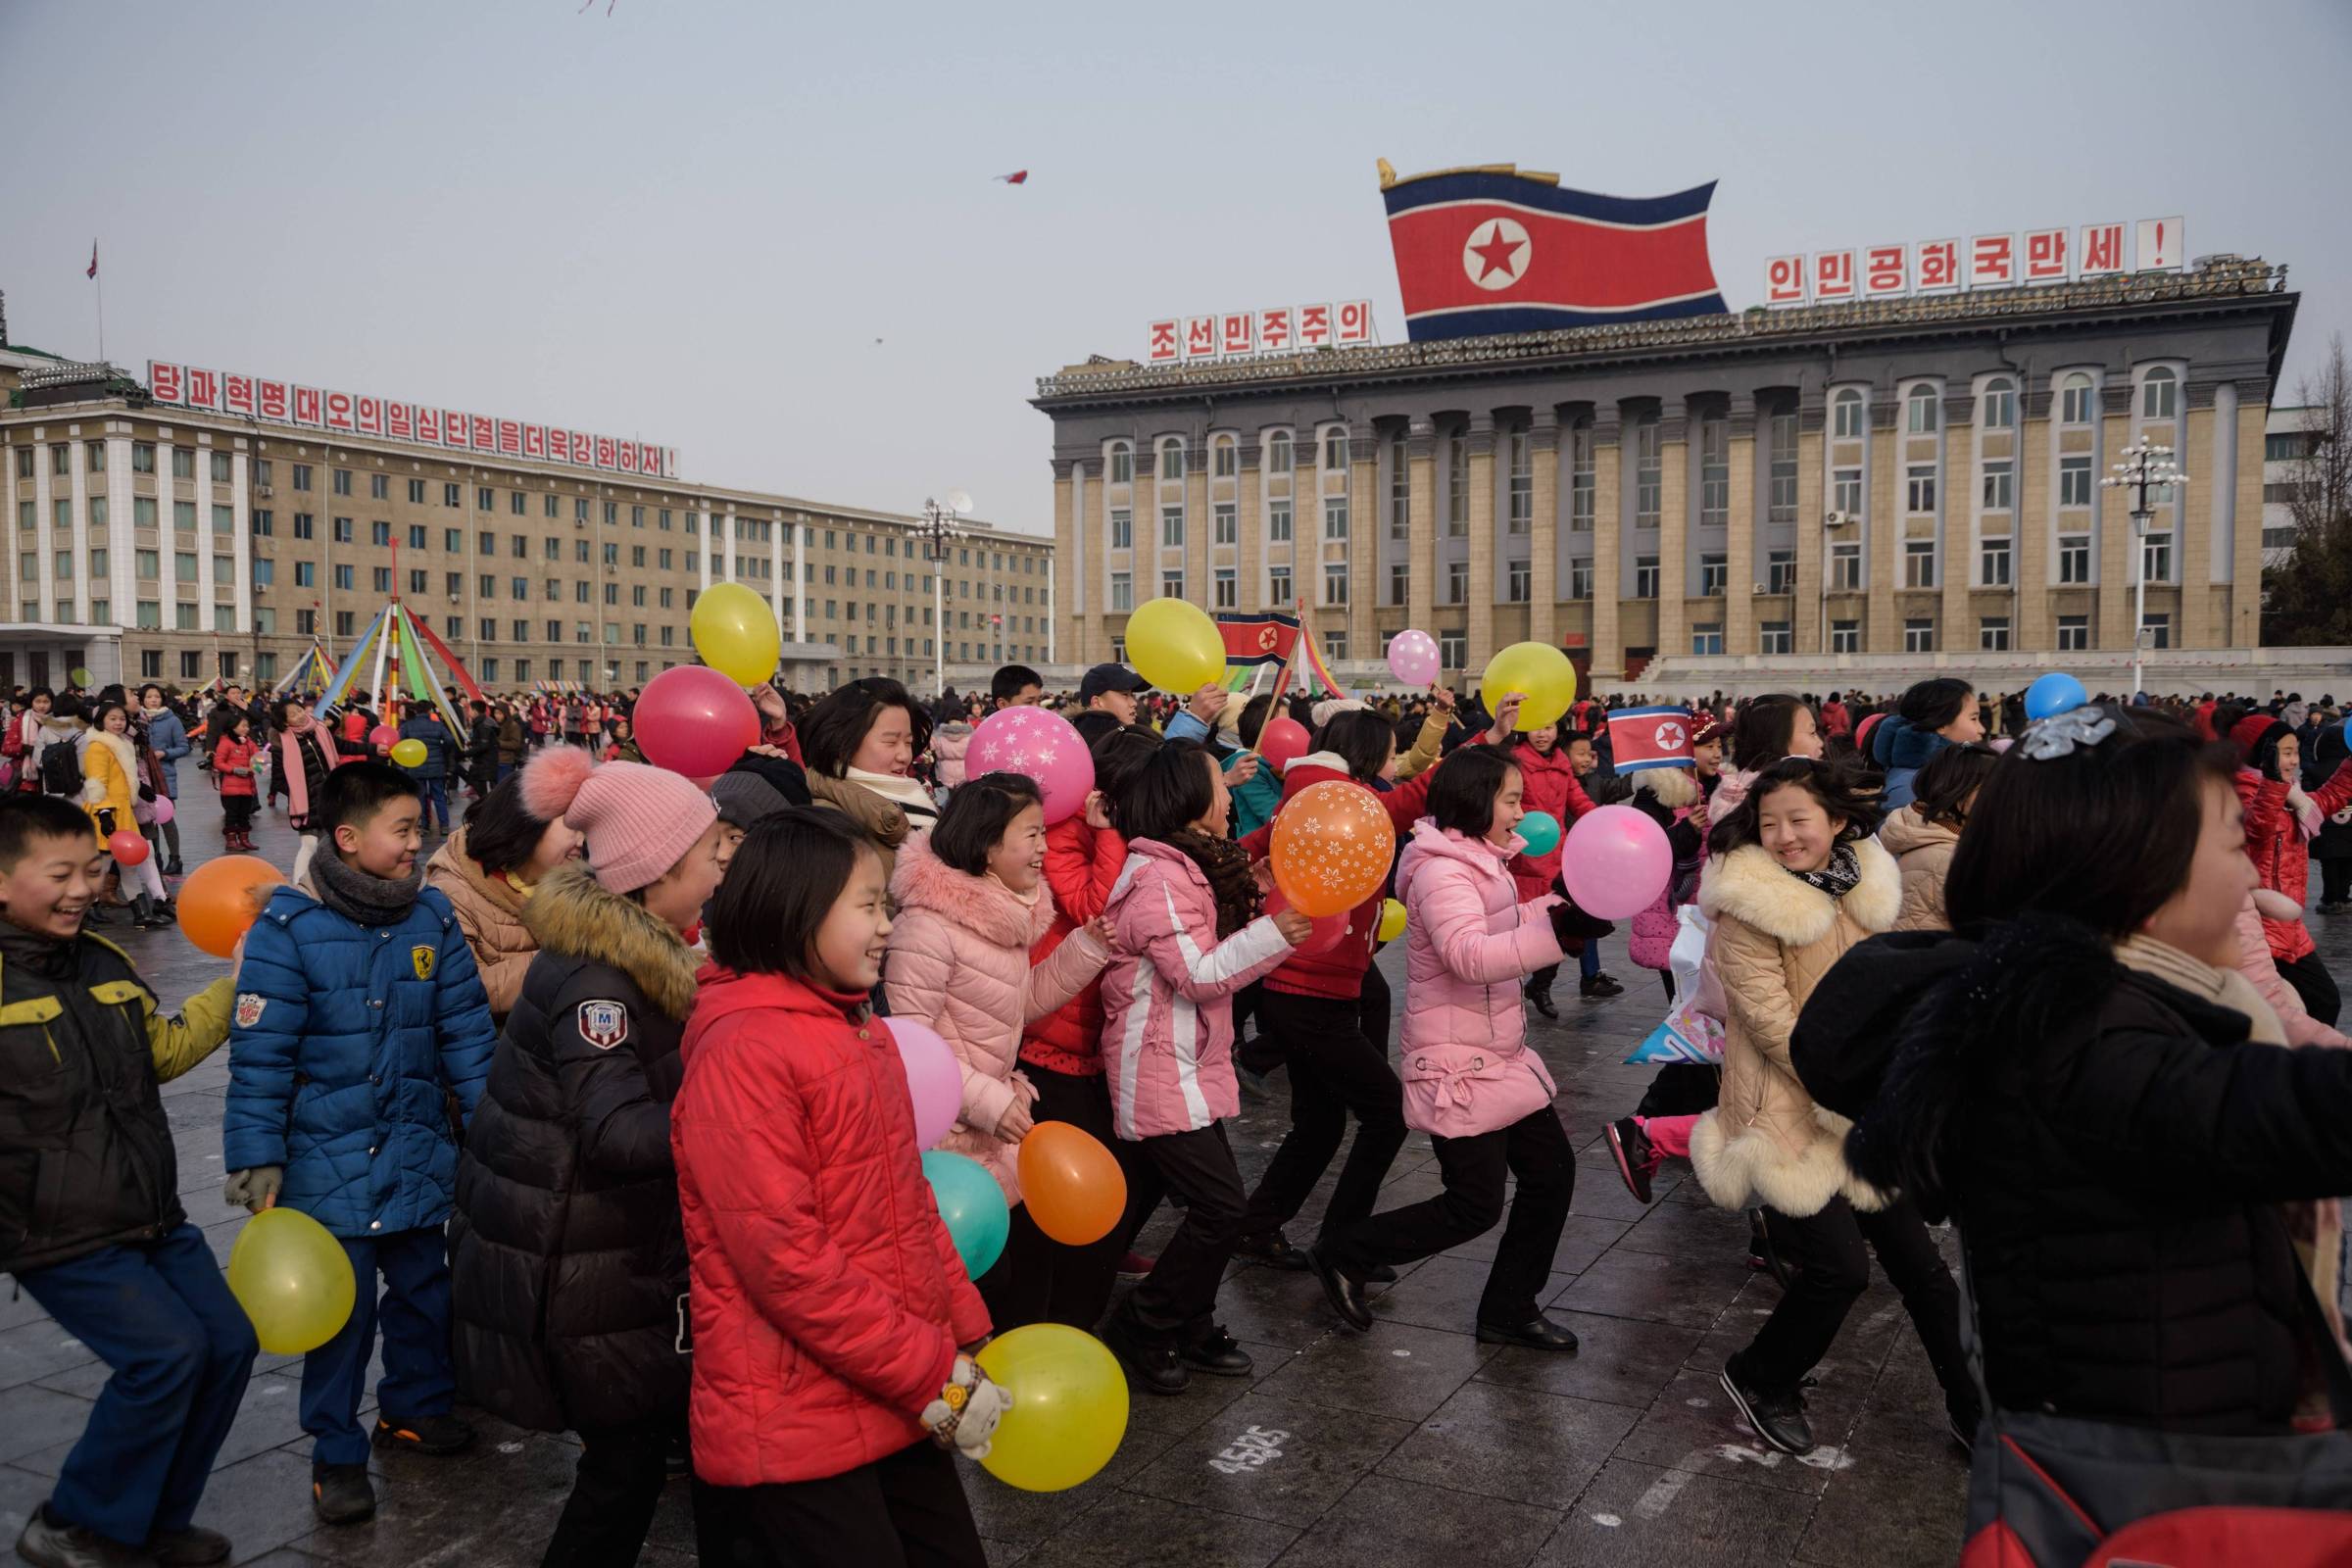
1626 906 1725 1065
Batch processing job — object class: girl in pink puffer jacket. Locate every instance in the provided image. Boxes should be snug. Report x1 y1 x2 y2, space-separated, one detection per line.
1307 746 1604 1353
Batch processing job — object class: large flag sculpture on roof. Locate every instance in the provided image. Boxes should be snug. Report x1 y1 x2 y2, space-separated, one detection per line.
315 598 481 740
1379 161 1726 342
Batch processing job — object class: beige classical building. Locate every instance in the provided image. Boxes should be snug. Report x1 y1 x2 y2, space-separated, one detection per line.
1037 258 2296 693
0 347 1051 694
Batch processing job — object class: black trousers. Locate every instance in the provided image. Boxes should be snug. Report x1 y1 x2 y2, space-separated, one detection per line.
974 1063 1135 1332
1327 1103 1576 1324
1636 1062 1720 1119
1120 1122 1247 1346
2278 950 2342 1028
541 1417 677 1568
1737 1197 1974 1425
1242 971 1405 1244
692 1441 984 1568
2320 858 2351 906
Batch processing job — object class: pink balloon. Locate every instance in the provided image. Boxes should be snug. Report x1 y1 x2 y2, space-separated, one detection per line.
1558 804 1672 920
368 724 398 751
152 795 174 825
634 666 760 779
965 707 1095 825
1258 716 1310 773
1387 628 1441 687
888 1017 962 1149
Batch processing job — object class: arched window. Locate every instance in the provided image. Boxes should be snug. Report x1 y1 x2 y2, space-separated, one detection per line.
1980 378 2016 430
1158 438 1184 481
1212 435 1237 478
1323 427 1349 470
1833 389 1864 440
1267 431 1293 473
1107 441 1132 485
2140 367 2178 419
2061 374 2094 426
1905 384 1938 434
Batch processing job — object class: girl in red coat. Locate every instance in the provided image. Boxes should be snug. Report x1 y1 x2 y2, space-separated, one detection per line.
675 809 1004 1567
2230 712 2352 1025
212 714 261 851
1511 718 1601 1017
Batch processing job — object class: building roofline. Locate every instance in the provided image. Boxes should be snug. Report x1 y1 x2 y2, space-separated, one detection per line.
1032 258 2294 412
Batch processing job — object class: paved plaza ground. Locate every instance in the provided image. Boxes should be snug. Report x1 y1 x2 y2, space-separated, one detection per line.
7 779 2349 1568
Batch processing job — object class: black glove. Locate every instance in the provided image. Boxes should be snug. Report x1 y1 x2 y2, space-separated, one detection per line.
95 808 117 838
137 784 157 803
1547 881 1615 945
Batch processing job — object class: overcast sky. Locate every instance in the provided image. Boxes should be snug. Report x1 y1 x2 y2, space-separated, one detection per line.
3 0 2345 537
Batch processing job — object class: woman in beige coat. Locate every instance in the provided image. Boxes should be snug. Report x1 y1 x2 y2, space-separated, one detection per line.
1877 743 1998 933
425 766 585 1023
1690 757 1976 1460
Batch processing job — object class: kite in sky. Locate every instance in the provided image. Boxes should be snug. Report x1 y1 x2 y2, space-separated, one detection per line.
994 171 1029 185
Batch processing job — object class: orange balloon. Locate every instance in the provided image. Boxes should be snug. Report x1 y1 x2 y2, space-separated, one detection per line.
1269 780 1396 918
1017 1121 1128 1247
179 856 286 958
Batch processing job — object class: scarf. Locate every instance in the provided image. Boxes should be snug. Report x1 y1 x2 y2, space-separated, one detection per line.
1788 841 1861 899
1168 829 1260 938
844 765 939 822
308 850 423 928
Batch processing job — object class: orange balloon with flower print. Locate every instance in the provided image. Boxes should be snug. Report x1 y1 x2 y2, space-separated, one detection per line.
1268 781 1396 918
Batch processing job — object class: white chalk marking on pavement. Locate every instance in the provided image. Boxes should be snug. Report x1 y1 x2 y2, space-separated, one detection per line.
1684 1396 1710 1407
1589 1513 1622 1528
1797 1445 1856 1471
498 1441 524 1454
1714 1443 1785 1468
1634 1468 1692 1519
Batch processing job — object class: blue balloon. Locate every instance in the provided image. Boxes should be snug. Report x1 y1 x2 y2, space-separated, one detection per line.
1517 809 1563 858
2024 672 2086 722
922 1150 1009 1278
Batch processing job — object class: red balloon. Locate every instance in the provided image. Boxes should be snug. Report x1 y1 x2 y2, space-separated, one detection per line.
368 724 398 751
107 829 150 865
634 665 760 779
1258 715 1310 772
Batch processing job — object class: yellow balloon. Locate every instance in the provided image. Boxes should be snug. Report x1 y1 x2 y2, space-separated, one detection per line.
226 1207 357 1354
690 581 782 687
389 738 428 768
1478 642 1578 731
1124 598 1224 695
974 1324 1129 1493
1377 897 1406 943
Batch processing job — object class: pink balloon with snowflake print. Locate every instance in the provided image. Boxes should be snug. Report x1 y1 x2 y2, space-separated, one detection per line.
965 706 1096 825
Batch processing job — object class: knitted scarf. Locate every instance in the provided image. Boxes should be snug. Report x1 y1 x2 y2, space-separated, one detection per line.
309 851 423 928
1168 829 1260 938
1787 841 1861 899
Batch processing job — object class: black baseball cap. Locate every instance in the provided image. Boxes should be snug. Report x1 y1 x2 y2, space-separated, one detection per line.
1079 663 1149 701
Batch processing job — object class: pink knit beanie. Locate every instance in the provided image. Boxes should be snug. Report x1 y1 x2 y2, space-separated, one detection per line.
521 746 716 895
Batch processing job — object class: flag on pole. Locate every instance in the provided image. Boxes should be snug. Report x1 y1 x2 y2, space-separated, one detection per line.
86 241 97 280
1606 706 1697 774
994 171 1029 185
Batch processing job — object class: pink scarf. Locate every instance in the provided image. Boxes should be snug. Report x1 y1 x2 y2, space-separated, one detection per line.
279 721 341 821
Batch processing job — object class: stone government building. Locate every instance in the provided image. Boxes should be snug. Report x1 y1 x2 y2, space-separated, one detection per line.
1038 256 2299 693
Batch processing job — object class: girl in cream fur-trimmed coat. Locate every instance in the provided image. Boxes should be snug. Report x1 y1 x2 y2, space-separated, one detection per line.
1689 756 1978 1459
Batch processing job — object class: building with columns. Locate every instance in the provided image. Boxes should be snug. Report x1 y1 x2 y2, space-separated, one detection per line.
2 349 1051 695
1038 256 2296 694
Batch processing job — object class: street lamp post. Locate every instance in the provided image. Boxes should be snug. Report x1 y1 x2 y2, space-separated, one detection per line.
2100 440 2187 700
916 490 973 701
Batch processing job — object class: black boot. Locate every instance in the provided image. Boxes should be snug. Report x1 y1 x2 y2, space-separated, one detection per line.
1524 974 1559 1020
1306 1244 1373 1332
128 895 156 930
1105 1308 1190 1396
1233 1230 1310 1270
1179 1325 1255 1378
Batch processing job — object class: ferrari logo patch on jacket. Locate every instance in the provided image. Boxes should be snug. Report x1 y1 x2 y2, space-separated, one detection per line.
411 945 436 981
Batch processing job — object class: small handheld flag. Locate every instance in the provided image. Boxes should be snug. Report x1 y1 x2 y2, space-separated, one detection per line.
994 170 1029 185
1607 706 1697 774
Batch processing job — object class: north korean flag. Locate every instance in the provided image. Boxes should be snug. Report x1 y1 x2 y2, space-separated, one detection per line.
1383 170 1726 341
1606 705 1697 774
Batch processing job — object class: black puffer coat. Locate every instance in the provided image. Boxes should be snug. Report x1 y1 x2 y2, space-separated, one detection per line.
1795 915 2352 1435
450 861 700 1433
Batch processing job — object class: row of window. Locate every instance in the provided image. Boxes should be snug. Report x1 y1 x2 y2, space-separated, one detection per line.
1688 611 2173 659
109 639 1047 692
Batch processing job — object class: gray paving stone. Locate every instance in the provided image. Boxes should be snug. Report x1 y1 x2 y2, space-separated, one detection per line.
1020 1490 1298 1568
1476 1310 1705 1413
1377 1381 1638 1511
1251 1317 1496 1423
1551 1246 1755 1332
1533 1457 1811 1566
1273 1473 1559 1568
1125 1393 1413 1526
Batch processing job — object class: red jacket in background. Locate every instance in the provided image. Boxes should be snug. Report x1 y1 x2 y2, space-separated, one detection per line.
673 966 989 1487
1021 815 1129 1075
1507 740 1596 903
213 736 260 797
761 715 804 766
1821 700 1852 740
1240 756 1442 1001
2236 760 2352 964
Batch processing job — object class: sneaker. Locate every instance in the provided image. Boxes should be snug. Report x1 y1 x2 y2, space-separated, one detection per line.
372 1412 475 1454
311 1463 376 1525
15 1508 155 1568
1604 1116 1659 1205
1116 1250 1156 1281
1232 1230 1310 1270
1179 1325 1255 1378
1524 975 1560 1020
1105 1311 1190 1396
1720 1356 1815 1455
1590 972 1624 999
147 1525 231 1566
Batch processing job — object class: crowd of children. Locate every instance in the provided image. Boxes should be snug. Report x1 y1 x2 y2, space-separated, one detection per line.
4 663 2351 1567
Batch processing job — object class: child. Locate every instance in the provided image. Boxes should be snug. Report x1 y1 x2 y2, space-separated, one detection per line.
1310 747 1604 1348
1100 744 1311 1393
273 697 341 884
450 750 728 1567
677 808 1004 1567
884 772 1112 1330
1 796 251 1568
1682 757 1973 1457
1511 717 1601 1016
600 715 644 764
222 760 499 1525
213 712 262 852
83 701 174 929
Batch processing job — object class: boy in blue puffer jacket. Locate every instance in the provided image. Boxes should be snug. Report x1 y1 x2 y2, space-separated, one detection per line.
222 760 497 1527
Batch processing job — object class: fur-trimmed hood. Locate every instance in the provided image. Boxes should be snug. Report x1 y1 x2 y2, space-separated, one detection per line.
1625 764 1699 810
888 833 1056 950
1699 835 1899 946
519 860 700 1018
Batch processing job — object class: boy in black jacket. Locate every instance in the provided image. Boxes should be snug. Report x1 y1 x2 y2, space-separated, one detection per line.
0 795 249 1568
